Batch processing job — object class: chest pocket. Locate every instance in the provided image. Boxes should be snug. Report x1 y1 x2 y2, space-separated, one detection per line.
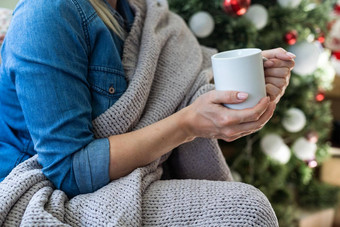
88 66 127 119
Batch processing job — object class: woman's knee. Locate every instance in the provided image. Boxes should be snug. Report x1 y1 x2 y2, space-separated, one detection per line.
226 182 278 227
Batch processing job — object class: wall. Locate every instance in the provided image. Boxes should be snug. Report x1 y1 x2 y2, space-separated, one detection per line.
0 0 20 10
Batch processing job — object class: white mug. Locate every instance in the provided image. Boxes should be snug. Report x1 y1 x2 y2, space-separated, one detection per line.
211 48 266 109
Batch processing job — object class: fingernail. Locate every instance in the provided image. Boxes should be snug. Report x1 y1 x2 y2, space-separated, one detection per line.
286 52 296 58
237 92 248 100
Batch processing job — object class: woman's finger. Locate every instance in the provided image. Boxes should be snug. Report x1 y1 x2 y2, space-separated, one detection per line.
264 67 291 78
262 48 296 61
219 130 252 142
264 58 295 69
212 96 270 128
222 96 270 124
265 76 288 89
224 102 276 141
266 84 282 102
209 90 248 104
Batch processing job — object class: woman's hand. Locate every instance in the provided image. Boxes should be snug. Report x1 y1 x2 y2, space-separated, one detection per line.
108 90 275 179
262 48 295 103
182 90 276 142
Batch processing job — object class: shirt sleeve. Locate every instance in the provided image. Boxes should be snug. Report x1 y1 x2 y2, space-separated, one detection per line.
2 0 110 197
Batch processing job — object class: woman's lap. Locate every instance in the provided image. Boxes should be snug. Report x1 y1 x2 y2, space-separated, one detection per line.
142 180 278 226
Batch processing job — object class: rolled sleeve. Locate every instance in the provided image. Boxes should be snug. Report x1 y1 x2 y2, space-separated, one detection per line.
73 138 110 194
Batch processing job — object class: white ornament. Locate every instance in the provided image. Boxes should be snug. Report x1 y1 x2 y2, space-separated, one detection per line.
288 41 321 76
292 137 317 161
305 3 317 11
244 4 268 30
282 108 306 133
306 34 315 43
260 133 291 164
189 11 215 38
277 0 302 8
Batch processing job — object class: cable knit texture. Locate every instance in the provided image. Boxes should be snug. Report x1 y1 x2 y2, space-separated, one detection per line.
0 0 278 226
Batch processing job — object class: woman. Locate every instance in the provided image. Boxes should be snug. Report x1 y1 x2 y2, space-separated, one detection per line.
0 0 294 225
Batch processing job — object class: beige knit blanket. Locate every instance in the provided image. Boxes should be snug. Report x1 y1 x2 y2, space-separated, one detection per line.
0 0 279 226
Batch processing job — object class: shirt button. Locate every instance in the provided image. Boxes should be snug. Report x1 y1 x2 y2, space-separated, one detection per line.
109 86 115 94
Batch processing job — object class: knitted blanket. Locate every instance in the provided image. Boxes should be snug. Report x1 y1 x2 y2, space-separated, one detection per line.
0 0 278 226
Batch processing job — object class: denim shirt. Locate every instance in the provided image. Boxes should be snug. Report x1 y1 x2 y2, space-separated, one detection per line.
0 0 134 197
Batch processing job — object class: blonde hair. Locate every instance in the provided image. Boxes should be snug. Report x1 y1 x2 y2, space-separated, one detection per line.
89 0 127 39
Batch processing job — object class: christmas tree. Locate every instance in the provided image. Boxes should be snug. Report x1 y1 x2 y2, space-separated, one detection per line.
169 0 340 226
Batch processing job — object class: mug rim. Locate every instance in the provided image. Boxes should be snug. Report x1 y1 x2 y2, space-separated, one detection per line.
211 48 262 60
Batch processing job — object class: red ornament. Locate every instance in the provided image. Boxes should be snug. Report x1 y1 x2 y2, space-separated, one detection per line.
334 4 340 15
223 0 251 17
284 30 298 45
317 33 325 44
315 91 325 102
333 51 340 60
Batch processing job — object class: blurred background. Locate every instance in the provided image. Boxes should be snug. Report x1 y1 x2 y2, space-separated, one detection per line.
168 0 340 226
1 0 340 226
0 0 18 10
